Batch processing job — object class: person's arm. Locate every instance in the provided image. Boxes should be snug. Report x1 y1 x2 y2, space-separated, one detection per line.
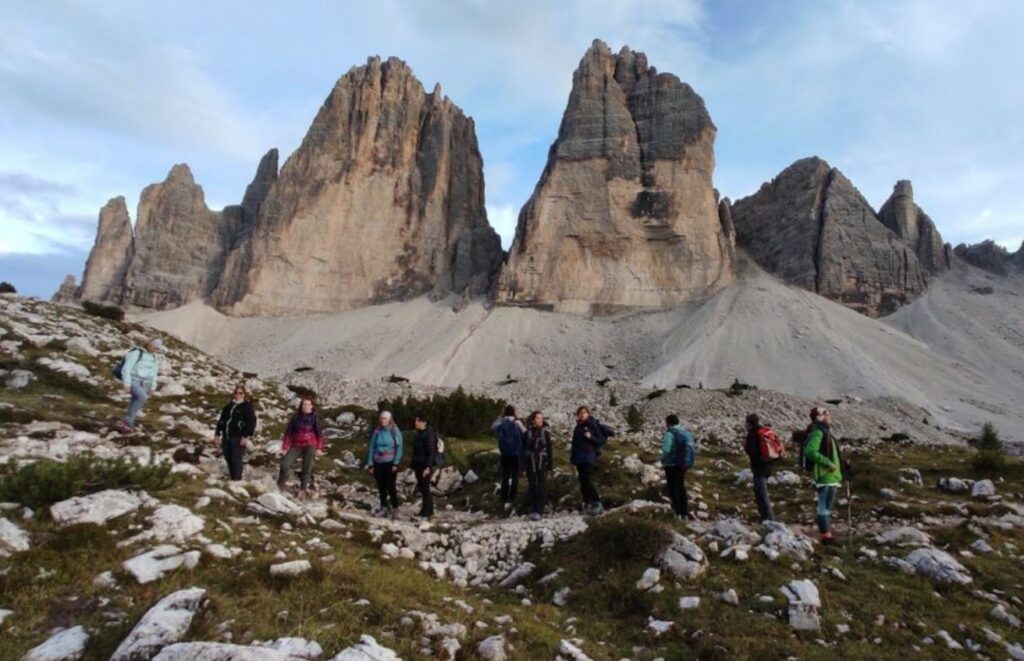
151 355 159 390
426 431 437 469
545 430 554 471
661 430 675 461
804 428 833 469
121 349 140 388
244 403 257 437
366 431 376 467
599 421 615 438
393 429 403 466
315 416 325 452
281 417 293 452
215 405 228 437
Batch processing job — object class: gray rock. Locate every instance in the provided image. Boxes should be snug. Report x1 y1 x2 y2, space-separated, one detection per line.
476 635 506 661
270 561 312 578
50 489 144 527
971 479 996 499
878 180 950 274
0 517 30 556
153 642 287 660
781 579 821 631
3 369 34 389
658 532 707 581
123 545 201 584
497 562 535 588
330 634 400 660
874 526 932 547
21 626 90 661
905 547 972 585
111 588 207 661
732 157 926 316
937 477 971 493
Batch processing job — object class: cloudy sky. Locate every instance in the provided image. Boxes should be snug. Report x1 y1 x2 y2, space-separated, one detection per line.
2 0 1022 297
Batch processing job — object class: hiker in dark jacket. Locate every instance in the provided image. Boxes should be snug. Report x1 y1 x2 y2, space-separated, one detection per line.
366 411 403 518
804 406 844 545
520 411 554 521
744 413 775 522
570 405 614 515
410 412 438 519
213 384 257 481
492 405 526 511
277 398 325 499
661 414 694 518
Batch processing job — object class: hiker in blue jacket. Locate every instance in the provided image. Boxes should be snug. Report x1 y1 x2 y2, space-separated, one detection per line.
571 405 615 515
661 414 694 518
117 337 163 433
492 405 526 511
366 411 403 518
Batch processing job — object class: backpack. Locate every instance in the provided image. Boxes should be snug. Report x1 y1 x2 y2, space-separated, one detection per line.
793 428 814 472
111 348 142 381
496 419 522 457
590 419 612 449
757 426 785 462
670 427 696 470
433 432 447 467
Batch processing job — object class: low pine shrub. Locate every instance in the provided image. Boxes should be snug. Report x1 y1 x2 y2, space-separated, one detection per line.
0 455 175 511
626 404 643 432
972 422 1006 472
376 387 505 438
81 299 125 321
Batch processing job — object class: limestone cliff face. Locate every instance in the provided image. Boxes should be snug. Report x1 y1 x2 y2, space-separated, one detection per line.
732 157 926 317
212 56 502 316
51 275 78 304
495 40 734 315
77 196 133 302
117 165 227 309
878 180 950 274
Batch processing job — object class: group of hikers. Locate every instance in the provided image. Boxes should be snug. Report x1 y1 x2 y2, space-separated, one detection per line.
115 340 848 543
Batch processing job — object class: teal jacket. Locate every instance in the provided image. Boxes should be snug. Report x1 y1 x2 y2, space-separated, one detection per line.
122 348 160 389
367 425 403 466
804 423 843 486
661 425 693 467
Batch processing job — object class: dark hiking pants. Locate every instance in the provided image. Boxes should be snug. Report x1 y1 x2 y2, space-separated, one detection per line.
414 465 434 516
500 455 520 503
576 463 600 505
222 436 245 481
374 462 400 509
526 467 547 515
665 466 688 517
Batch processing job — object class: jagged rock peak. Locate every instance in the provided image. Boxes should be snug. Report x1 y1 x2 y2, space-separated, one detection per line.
211 55 502 316
878 179 950 274
76 196 134 303
51 275 78 303
954 239 1023 275
732 157 926 317
495 40 733 315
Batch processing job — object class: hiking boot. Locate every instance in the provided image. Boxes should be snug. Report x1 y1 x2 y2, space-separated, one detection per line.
528 512 541 522
116 421 132 435
820 532 836 546
388 508 397 521
298 489 309 501
503 502 513 512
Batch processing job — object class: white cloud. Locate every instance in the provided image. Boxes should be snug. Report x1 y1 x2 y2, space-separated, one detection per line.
486 204 520 249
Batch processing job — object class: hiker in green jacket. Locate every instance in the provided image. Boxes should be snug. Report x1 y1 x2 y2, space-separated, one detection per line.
117 338 163 433
804 406 843 545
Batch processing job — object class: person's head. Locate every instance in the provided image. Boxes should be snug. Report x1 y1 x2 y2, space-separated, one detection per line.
665 414 679 428
232 384 247 402
746 413 760 431
503 405 516 418
298 397 316 415
810 406 832 426
528 411 544 428
576 405 590 423
379 410 393 428
414 412 428 430
146 337 164 353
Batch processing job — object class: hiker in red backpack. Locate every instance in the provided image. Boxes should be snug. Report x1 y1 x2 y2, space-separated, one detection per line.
744 414 781 522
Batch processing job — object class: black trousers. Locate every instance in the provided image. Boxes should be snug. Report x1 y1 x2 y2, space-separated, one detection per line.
576 463 600 505
222 436 245 481
413 465 434 516
373 462 400 509
526 467 548 515
665 466 688 516
500 455 520 503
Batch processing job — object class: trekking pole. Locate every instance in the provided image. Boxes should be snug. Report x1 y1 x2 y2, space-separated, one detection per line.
846 480 853 547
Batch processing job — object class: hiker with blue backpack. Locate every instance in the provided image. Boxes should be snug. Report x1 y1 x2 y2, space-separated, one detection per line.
571 405 615 515
492 406 526 512
410 412 440 520
367 411 403 518
661 414 695 519
801 406 844 545
521 411 554 521
114 338 163 434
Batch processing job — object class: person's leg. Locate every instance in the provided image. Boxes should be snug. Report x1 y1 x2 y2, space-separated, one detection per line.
298 446 314 490
389 465 400 508
664 467 681 515
278 448 299 487
537 469 547 515
589 463 602 506
123 379 150 427
221 436 233 476
816 486 835 534
508 457 519 501
236 439 246 481
526 468 539 514
575 464 590 506
500 457 512 503
679 469 688 517
373 463 389 509
422 468 434 516
227 437 244 481
753 475 774 522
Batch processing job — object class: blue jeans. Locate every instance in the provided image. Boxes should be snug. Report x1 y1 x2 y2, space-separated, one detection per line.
124 378 151 427
816 485 838 534
753 475 774 522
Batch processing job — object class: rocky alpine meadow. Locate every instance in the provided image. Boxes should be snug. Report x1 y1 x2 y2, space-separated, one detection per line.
5 34 1024 660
